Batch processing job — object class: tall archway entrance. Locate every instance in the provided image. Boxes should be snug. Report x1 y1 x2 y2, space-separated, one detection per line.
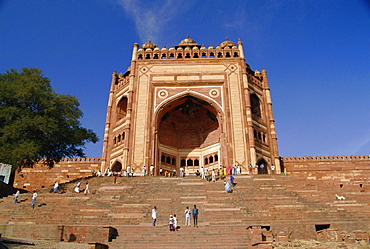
155 96 221 174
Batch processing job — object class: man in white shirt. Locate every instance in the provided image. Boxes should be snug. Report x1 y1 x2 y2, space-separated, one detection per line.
31 190 37 208
152 206 158 226
150 165 154 176
184 206 191 226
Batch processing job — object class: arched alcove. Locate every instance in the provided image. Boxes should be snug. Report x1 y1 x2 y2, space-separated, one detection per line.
117 97 128 121
250 94 261 118
156 95 221 171
111 161 122 173
257 159 268 174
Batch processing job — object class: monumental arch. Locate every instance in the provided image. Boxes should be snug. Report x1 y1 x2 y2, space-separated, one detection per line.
101 37 280 176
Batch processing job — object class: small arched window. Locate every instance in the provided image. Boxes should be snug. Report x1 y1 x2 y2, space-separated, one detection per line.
205 158 208 165
166 156 171 164
194 159 199 166
145 54 151 59
161 155 166 163
209 156 214 163
214 154 218 162
181 159 186 166
217 52 223 58
117 97 128 121
172 158 176 165
177 53 183 59
250 94 261 118
187 159 193 166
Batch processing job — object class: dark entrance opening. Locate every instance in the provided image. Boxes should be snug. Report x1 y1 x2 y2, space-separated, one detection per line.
315 224 330 232
257 159 268 174
111 161 122 173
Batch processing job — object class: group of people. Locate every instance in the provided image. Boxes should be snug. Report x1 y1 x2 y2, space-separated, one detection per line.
74 181 90 195
151 205 199 231
13 190 38 208
197 165 241 182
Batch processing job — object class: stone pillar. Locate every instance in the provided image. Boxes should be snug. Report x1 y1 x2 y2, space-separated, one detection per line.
262 68 281 174
101 71 117 172
238 39 245 59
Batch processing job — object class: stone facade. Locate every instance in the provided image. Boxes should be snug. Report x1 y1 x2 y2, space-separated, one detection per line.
101 37 280 176
9 37 370 191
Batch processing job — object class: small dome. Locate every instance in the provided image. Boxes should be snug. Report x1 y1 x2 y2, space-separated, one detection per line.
219 37 235 48
208 44 214 49
192 46 199 50
154 47 160 51
184 46 191 51
161 46 168 51
179 35 197 46
142 39 157 49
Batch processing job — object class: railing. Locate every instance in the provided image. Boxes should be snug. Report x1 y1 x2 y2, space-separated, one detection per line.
281 155 370 161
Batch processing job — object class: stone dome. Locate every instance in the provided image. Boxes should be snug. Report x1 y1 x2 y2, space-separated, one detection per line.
219 37 235 48
142 39 157 49
179 36 198 46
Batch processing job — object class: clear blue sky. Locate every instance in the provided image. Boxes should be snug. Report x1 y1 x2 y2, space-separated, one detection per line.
1 0 369 157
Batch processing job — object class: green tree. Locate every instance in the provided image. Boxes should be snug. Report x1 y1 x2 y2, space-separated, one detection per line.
0 68 98 170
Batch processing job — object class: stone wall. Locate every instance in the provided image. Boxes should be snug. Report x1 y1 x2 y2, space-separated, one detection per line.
13 158 101 191
281 155 370 191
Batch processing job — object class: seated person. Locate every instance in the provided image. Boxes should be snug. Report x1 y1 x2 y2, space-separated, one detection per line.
195 170 201 177
224 181 232 193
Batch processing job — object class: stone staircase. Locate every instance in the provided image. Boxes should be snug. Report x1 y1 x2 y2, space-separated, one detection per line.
1 174 369 248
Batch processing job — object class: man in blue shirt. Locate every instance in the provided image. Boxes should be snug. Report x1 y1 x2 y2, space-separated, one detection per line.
192 205 199 227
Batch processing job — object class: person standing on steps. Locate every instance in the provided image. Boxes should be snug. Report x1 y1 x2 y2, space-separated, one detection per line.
169 215 175 231
192 205 199 227
13 190 20 203
31 190 37 208
184 206 191 226
84 182 90 195
200 166 205 179
152 206 158 226
150 165 154 176
53 181 59 193
126 166 131 177
173 214 178 231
